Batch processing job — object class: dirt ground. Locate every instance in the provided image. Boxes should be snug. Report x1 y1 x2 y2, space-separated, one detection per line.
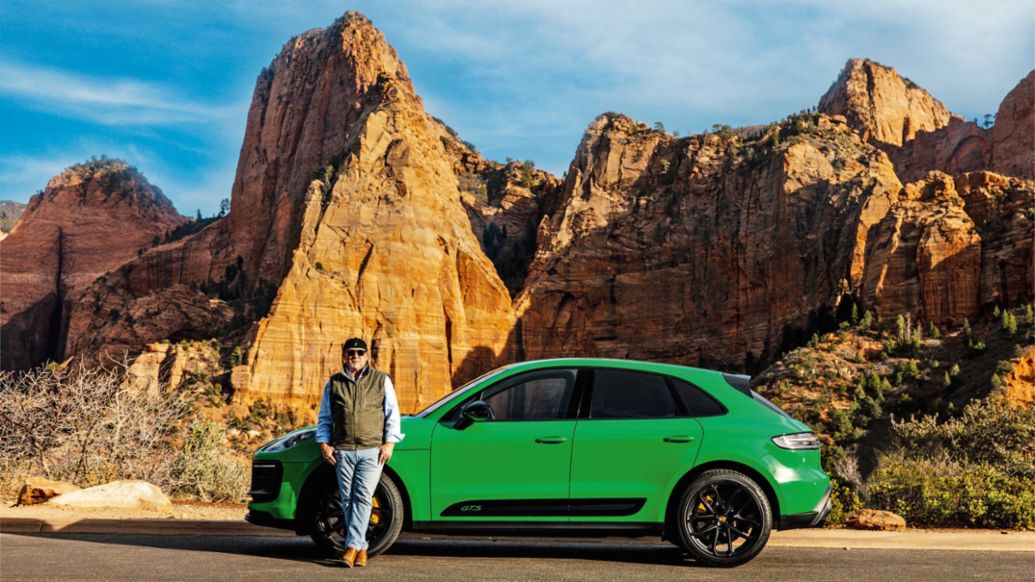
0 495 246 522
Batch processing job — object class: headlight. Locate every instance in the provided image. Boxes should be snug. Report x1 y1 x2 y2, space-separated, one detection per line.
772 432 820 450
260 428 316 452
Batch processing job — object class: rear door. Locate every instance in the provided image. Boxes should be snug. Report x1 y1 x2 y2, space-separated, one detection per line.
569 368 704 522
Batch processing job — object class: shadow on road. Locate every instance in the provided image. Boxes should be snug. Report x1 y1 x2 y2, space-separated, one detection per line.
1 531 703 568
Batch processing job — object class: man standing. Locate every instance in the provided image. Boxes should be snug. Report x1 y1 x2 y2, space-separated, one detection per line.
316 337 403 568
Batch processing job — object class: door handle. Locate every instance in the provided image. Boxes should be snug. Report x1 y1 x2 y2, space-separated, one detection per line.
663 435 696 443
535 436 568 444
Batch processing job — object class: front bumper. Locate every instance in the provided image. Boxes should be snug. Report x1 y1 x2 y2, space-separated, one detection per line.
245 509 295 531
778 485 832 530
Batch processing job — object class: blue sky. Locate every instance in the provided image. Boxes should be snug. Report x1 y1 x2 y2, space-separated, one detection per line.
1 1 1031 216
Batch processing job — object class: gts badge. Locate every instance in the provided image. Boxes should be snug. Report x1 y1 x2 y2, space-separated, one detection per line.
460 504 482 512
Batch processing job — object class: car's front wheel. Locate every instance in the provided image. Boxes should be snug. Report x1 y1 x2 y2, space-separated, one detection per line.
309 473 404 558
673 469 773 567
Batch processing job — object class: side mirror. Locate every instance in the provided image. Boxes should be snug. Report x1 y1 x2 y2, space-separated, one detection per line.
454 400 494 430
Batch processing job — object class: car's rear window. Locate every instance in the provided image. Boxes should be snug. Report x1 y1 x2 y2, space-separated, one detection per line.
589 369 679 419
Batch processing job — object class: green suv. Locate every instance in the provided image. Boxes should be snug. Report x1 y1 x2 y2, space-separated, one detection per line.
247 359 830 567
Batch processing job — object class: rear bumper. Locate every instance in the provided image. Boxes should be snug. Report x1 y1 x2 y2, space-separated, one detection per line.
778 484 832 530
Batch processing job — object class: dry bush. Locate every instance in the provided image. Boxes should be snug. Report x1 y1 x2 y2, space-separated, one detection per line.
0 359 248 501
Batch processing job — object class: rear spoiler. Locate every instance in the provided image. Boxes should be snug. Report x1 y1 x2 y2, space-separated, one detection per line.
721 372 752 398
725 372 793 419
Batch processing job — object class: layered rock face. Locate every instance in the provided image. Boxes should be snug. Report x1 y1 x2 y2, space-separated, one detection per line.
515 113 904 369
64 13 515 413
859 172 1033 321
516 96 1031 371
241 72 515 412
0 160 185 369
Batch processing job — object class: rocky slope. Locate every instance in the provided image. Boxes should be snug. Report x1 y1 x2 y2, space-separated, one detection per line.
0 159 185 369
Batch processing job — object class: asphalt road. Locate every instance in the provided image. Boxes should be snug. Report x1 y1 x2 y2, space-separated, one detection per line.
2 532 1032 581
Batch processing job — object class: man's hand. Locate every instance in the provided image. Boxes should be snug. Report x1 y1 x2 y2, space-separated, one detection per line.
320 442 336 465
378 442 395 465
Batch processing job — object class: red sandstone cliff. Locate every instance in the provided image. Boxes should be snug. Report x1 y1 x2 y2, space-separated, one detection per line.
515 113 907 369
0 159 186 369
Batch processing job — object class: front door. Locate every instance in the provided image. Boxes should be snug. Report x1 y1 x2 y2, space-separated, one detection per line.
430 368 580 522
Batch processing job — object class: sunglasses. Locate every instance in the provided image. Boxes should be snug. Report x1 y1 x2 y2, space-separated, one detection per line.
345 349 367 357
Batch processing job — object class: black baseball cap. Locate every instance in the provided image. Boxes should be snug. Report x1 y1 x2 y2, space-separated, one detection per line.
342 337 368 352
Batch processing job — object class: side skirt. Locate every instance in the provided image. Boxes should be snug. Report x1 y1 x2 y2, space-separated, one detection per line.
410 521 664 538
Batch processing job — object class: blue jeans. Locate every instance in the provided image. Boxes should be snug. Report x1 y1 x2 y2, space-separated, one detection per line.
333 447 383 550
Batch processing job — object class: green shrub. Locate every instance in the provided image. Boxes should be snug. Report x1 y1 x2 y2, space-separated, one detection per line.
868 399 1035 528
171 420 249 502
869 454 1035 528
825 479 863 525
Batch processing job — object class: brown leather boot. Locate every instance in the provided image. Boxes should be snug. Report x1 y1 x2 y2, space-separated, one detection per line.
355 549 368 567
342 547 358 568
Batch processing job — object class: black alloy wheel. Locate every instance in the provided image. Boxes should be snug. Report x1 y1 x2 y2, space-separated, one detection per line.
309 473 404 558
674 469 773 567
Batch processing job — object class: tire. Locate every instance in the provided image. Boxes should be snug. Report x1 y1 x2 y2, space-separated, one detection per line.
309 472 405 558
673 469 773 567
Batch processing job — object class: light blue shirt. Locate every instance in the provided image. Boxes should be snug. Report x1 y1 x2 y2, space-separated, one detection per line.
315 365 405 445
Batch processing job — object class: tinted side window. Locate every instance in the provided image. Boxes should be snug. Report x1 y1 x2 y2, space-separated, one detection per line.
481 370 577 420
672 379 726 417
589 369 678 419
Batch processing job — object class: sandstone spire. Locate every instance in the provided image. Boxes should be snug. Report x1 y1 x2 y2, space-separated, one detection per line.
818 58 954 146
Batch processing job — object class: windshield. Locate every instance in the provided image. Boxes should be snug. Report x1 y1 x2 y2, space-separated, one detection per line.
414 364 513 418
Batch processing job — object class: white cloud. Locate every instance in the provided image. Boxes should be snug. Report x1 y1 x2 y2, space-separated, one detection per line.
0 59 239 126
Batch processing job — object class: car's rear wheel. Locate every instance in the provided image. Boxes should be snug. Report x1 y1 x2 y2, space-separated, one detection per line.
673 469 772 567
309 473 404 558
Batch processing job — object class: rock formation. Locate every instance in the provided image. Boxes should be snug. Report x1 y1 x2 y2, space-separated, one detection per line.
5 15 1033 417
818 59 953 147
62 13 515 413
822 64 1034 183
986 70 1034 179
515 113 906 370
0 159 185 369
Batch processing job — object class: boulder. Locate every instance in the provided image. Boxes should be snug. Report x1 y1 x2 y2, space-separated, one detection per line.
47 480 173 513
845 509 907 531
16 477 80 506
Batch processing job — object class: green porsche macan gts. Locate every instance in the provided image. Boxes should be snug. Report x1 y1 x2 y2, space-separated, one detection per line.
246 359 831 567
